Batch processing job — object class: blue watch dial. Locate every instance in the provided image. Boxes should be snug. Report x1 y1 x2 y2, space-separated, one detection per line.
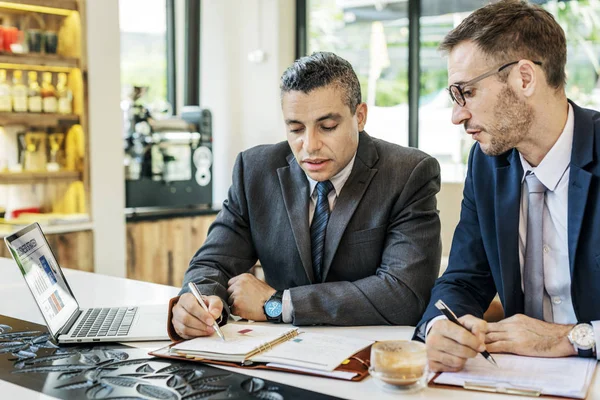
265 300 282 318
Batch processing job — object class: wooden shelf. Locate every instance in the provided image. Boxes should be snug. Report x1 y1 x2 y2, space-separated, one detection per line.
0 53 78 69
0 112 79 126
0 0 78 14
0 170 81 184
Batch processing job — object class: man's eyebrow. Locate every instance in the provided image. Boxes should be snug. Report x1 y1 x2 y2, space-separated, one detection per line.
316 113 342 122
285 113 342 125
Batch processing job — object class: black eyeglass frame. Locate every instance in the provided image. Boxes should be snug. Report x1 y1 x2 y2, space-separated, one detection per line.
448 60 543 107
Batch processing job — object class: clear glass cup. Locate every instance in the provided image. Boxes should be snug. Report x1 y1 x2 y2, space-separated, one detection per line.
369 340 428 393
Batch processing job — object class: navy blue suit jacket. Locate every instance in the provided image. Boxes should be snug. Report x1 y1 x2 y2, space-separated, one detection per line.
417 101 600 334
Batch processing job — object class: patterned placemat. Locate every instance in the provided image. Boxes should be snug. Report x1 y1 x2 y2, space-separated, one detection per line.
0 314 341 399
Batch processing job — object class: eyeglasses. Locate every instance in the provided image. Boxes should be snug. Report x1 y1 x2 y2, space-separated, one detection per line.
448 60 543 107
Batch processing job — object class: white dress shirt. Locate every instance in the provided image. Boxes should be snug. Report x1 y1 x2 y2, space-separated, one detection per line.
281 154 357 323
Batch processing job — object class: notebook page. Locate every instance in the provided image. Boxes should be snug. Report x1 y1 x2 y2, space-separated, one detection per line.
434 354 597 399
171 324 297 357
253 332 373 371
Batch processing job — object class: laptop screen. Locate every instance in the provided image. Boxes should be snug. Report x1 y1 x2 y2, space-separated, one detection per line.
4 223 79 337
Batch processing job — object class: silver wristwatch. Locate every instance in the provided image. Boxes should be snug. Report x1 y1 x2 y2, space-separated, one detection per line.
568 323 595 358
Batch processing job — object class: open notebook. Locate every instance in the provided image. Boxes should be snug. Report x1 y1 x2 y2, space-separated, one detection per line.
432 353 597 398
150 323 374 381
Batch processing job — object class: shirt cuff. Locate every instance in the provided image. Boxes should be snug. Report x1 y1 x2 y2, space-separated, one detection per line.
282 289 293 323
426 315 448 337
589 321 600 360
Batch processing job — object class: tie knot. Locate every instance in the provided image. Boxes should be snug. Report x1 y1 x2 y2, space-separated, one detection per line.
525 172 547 194
316 180 334 197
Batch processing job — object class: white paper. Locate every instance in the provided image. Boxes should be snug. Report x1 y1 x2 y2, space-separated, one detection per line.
266 362 358 380
254 332 373 371
434 354 597 399
171 324 296 359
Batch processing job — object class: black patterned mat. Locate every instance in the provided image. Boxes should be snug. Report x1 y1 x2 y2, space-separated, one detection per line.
0 314 341 399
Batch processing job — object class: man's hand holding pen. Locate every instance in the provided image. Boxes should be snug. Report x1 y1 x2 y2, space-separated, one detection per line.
426 314 489 372
172 292 224 340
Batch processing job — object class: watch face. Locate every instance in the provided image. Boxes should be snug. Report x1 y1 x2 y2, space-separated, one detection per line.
572 324 595 349
265 299 282 318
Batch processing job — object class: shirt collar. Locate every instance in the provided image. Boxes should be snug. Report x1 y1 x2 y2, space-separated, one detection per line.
519 103 574 191
307 153 357 198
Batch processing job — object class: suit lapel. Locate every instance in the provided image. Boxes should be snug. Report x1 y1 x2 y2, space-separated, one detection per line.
277 156 314 282
321 133 379 281
568 101 594 276
495 150 524 315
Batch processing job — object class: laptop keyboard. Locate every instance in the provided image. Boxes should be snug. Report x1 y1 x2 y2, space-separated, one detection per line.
71 307 138 338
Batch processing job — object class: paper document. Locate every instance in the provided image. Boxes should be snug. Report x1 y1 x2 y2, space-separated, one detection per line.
434 354 597 399
254 332 373 371
170 323 373 371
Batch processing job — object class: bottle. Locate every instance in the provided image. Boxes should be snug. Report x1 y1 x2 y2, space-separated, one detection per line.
41 72 57 113
56 72 73 114
11 70 27 112
0 70 11 112
27 71 42 113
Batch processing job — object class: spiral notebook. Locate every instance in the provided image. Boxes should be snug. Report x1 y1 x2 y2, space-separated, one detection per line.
149 323 374 381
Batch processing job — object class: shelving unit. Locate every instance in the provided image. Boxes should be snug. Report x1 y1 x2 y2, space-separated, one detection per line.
0 53 78 69
0 0 92 271
0 170 81 183
0 111 79 126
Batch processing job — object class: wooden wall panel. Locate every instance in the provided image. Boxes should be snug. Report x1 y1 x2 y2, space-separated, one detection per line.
127 214 217 286
0 229 93 273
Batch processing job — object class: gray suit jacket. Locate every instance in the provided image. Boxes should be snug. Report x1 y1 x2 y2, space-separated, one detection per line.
181 132 441 326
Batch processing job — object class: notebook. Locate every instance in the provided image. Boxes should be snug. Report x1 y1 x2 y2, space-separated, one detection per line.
150 323 374 381
431 353 597 398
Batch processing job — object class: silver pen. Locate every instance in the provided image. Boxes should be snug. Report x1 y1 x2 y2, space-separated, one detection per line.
188 282 226 341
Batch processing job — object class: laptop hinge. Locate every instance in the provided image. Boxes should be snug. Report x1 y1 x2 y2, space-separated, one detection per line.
59 309 83 337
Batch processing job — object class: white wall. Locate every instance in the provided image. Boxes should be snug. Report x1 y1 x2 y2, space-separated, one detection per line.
86 0 126 277
200 0 296 204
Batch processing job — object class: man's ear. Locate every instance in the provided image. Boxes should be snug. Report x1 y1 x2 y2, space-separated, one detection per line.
356 102 368 131
515 60 538 98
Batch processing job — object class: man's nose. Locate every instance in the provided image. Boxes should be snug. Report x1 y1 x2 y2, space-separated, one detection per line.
451 102 472 126
303 129 322 153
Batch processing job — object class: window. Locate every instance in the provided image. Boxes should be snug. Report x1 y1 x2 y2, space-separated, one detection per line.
307 0 409 146
119 0 172 111
302 0 600 183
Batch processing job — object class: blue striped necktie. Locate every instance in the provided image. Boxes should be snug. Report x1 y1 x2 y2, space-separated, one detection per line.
311 180 334 283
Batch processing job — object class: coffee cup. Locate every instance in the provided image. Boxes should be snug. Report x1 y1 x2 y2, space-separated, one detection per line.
369 340 428 392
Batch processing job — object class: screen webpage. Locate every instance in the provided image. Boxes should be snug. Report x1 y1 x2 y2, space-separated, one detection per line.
6 226 78 335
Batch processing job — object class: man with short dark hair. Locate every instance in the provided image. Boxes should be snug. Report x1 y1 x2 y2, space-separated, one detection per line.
416 0 600 371
169 52 442 339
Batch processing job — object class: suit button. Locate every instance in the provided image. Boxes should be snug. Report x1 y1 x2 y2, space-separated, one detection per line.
552 296 562 305
543 245 550 253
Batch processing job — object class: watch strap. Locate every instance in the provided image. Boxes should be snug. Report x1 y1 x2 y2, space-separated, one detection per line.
577 347 595 358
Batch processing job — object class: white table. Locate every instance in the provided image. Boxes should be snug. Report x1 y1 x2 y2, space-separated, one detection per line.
1 257 599 400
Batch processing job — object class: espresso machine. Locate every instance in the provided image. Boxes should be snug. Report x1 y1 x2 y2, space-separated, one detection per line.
123 94 213 209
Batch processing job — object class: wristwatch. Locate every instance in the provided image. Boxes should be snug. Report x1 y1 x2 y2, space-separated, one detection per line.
568 323 596 357
263 291 283 323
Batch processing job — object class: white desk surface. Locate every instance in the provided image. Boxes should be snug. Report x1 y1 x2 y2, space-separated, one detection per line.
1 257 599 400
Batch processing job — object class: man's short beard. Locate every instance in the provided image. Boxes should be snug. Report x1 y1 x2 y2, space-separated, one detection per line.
482 86 534 156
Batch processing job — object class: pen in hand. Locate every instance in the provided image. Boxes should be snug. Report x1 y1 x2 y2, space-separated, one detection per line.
434 300 498 367
188 282 226 342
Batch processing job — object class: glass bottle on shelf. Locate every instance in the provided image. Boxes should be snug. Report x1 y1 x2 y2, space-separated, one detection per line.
12 70 28 113
0 70 12 112
47 131 65 171
27 71 42 113
41 72 57 113
56 72 73 115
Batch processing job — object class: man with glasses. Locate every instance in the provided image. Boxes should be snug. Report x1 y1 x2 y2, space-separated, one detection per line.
416 0 600 372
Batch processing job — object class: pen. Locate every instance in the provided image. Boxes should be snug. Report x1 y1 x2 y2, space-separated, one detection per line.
434 299 497 367
188 282 226 342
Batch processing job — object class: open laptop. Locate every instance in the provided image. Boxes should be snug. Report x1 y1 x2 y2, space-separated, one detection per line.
4 222 170 343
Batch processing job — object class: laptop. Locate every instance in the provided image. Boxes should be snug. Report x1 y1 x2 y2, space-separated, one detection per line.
4 222 170 343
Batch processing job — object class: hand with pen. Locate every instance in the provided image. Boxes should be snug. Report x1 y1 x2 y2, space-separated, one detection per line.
172 291 224 339
426 312 489 373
